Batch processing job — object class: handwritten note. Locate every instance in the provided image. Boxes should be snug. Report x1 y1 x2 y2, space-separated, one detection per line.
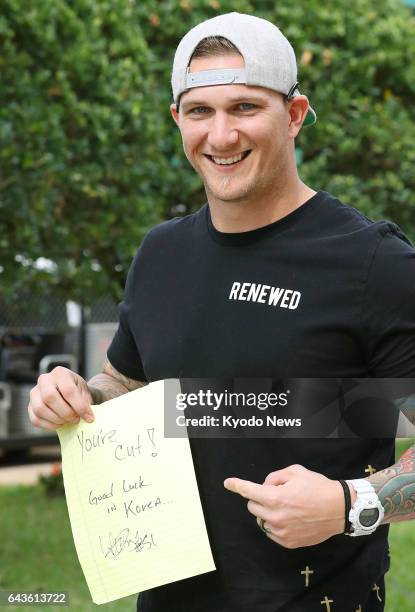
57 380 215 605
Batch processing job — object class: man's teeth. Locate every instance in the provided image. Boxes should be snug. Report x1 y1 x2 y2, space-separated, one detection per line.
211 152 246 165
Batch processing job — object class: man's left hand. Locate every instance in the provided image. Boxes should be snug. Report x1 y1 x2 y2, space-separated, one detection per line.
224 464 350 549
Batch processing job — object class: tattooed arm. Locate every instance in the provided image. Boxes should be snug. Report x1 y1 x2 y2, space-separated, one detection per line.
362 402 415 524
368 442 415 524
88 359 145 404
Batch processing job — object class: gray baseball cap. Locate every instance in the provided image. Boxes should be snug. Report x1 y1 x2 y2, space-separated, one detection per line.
171 12 316 127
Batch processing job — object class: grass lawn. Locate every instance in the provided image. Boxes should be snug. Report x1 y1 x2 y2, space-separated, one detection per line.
0 484 137 611
0 440 414 611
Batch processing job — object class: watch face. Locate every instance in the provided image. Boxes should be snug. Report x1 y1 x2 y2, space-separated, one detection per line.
359 507 380 527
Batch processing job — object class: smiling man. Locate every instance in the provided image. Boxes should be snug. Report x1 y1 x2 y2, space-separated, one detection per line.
29 12 415 612
170 27 316 233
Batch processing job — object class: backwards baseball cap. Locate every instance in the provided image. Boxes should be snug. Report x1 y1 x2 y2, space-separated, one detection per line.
172 12 316 127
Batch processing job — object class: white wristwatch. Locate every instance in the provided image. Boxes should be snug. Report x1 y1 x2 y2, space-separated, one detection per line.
345 479 384 536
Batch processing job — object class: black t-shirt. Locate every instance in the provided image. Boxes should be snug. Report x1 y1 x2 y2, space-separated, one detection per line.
107 191 415 612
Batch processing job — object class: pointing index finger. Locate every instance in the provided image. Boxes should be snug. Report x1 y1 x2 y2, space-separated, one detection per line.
224 477 272 505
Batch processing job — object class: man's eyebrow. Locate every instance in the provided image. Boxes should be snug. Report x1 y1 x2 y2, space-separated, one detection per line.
181 96 268 109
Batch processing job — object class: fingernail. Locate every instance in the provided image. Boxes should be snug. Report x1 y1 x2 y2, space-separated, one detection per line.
85 413 95 423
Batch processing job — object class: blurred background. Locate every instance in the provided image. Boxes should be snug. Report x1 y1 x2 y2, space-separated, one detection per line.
1 0 415 610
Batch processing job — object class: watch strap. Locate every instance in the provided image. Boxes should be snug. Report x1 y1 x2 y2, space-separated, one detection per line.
346 478 376 497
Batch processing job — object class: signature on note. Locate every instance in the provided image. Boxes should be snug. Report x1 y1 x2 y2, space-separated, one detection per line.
99 529 157 559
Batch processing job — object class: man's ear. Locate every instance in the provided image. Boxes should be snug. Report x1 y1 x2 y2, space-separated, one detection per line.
170 103 180 127
288 96 310 138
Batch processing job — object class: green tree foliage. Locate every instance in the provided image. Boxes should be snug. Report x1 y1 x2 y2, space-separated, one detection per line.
1 0 165 304
1 0 414 304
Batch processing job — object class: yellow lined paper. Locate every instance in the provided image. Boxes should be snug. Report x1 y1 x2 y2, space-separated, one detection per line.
58 380 215 605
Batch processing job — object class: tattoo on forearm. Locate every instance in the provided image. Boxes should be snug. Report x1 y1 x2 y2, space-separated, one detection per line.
87 360 145 404
87 378 126 403
369 445 415 522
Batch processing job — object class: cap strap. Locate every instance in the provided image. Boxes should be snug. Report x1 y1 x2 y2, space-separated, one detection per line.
185 68 247 89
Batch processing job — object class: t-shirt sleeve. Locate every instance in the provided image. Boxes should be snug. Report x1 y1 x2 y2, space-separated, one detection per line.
107 248 147 382
360 226 415 377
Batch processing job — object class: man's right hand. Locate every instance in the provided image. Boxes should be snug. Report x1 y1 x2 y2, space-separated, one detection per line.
28 366 95 430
